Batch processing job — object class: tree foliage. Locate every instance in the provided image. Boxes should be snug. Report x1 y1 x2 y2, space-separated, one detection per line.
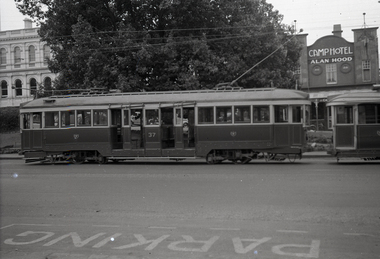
16 0 301 91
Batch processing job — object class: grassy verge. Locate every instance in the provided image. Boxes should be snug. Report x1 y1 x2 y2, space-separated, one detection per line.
306 130 333 152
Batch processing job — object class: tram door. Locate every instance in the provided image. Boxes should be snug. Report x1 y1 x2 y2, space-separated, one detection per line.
168 107 195 157
130 109 144 149
111 109 122 149
161 108 175 149
334 106 355 148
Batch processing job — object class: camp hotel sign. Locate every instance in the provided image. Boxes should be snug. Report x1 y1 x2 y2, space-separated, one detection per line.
309 46 353 64
308 37 354 64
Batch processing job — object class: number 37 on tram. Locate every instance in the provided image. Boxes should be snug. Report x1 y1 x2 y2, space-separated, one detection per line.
19 88 311 164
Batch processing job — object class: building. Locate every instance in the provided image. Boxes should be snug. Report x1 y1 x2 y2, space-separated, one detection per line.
297 24 379 130
0 19 57 108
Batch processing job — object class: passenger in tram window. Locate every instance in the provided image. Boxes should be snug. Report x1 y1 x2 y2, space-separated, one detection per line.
32 113 42 128
235 108 241 119
146 110 159 125
22 113 30 129
175 109 182 125
243 110 250 122
217 111 225 122
131 110 141 126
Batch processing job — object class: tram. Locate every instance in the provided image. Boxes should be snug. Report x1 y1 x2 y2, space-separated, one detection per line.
327 85 380 161
19 88 311 164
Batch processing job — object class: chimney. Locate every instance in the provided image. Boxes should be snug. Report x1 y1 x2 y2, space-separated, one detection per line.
332 24 342 37
24 18 33 29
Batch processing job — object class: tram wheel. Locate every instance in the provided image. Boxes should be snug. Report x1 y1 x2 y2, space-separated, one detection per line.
49 155 57 164
287 154 298 163
99 156 108 164
206 153 216 164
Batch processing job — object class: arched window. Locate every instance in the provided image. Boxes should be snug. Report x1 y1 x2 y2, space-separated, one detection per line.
1 81 8 97
15 79 22 96
14 47 21 66
0 48 6 65
28 45 36 63
30 78 37 96
43 45 50 65
44 77 52 93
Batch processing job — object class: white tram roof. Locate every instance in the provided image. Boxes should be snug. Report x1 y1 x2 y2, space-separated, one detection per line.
326 90 380 106
20 88 310 110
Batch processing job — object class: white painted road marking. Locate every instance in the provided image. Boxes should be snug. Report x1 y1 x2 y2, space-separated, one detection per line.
277 230 308 234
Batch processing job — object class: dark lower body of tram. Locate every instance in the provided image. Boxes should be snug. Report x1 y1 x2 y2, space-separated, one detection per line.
21 123 307 164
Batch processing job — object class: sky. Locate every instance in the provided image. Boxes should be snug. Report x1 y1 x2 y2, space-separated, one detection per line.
1 0 380 47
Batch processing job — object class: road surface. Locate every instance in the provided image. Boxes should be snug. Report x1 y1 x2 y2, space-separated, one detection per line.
1 158 379 258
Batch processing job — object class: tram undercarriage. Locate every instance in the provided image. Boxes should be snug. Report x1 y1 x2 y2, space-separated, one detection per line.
24 147 303 164
205 149 302 164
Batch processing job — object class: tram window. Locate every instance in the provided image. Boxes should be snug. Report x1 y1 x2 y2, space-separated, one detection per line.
216 106 232 124
175 108 182 125
274 106 288 123
198 107 214 124
253 106 270 123
305 105 311 126
234 106 251 123
292 106 303 123
146 109 159 125
131 110 141 126
111 110 121 126
45 111 59 128
32 113 42 129
358 104 380 124
123 110 130 126
22 113 30 129
336 106 353 124
93 110 108 126
77 110 91 127
61 111 75 127
161 108 173 125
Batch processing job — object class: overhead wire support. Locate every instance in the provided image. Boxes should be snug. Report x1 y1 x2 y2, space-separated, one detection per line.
230 29 303 86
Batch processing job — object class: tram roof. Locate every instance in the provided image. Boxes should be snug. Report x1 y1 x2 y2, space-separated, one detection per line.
327 90 380 106
20 88 310 109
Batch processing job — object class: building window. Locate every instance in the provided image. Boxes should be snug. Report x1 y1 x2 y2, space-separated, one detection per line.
15 79 22 96
28 45 36 66
14 47 21 67
0 48 6 66
30 78 37 96
43 45 50 65
362 60 371 82
1 81 8 97
294 65 301 75
326 64 337 84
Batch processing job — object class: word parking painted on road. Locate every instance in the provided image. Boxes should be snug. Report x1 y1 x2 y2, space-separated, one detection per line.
3 230 320 258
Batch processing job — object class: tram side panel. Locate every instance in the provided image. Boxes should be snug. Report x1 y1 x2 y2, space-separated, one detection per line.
357 125 380 150
22 128 113 158
195 125 273 156
43 128 112 154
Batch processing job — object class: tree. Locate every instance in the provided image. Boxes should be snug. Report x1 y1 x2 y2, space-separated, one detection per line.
16 0 301 92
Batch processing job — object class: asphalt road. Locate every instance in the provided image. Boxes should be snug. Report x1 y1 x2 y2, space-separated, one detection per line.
1 158 379 259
